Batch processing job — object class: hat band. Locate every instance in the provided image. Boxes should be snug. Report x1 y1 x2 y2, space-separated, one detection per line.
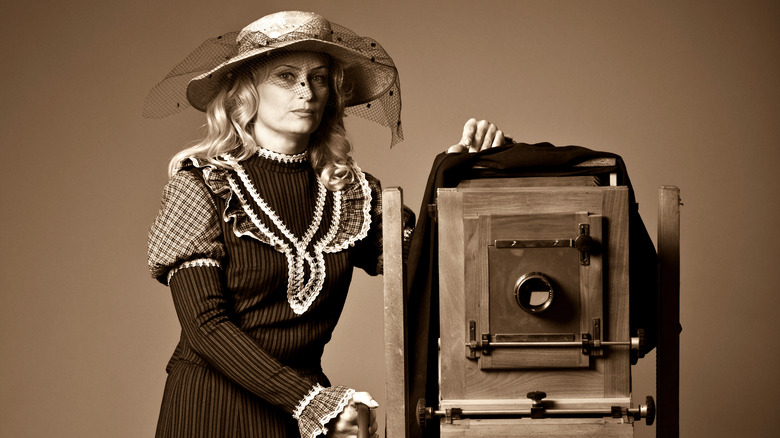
238 29 333 53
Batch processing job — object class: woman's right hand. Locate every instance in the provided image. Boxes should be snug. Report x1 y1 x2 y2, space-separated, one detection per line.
326 391 379 438
447 118 506 153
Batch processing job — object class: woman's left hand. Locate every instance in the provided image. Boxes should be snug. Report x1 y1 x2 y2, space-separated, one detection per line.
447 118 507 153
326 391 378 438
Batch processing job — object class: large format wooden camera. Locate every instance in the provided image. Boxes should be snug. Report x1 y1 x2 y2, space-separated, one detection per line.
382 150 680 438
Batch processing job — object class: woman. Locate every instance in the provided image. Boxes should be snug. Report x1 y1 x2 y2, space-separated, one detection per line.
145 11 505 438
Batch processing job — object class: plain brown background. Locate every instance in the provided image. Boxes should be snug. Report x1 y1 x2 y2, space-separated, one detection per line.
1 1 778 437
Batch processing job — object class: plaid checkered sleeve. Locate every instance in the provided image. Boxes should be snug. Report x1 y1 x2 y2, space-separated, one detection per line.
350 174 383 275
351 173 415 276
293 384 355 438
148 170 226 284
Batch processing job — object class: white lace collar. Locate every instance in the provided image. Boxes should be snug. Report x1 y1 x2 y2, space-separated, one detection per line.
256 147 307 164
191 155 375 315
224 154 338 315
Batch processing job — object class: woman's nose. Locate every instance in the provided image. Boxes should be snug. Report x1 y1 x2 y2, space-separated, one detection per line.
296 81 314 100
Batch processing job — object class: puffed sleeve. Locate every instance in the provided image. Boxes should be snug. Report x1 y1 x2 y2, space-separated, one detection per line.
147 169 226 284
351 173 415 276
350 174 383 275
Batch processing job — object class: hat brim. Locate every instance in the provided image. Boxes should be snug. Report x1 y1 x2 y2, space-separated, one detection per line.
186 39 397 112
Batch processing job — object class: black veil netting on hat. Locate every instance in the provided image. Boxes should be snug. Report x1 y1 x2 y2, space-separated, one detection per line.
143 19 403 146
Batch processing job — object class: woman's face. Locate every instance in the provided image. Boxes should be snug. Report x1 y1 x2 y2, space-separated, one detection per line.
253 51 330 144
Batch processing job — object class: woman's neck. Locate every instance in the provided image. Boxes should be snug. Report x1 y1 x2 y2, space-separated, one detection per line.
252 127 309 155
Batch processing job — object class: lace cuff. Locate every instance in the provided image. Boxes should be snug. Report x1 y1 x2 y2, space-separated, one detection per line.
294 385 355 438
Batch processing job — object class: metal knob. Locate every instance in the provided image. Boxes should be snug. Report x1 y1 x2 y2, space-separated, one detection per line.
526 391 547 406
527 391 547 419
628 396 656 426
573 233 595 253
416 398 432 430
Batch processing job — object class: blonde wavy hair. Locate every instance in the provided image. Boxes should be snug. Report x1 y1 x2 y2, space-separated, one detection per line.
168 53 357 191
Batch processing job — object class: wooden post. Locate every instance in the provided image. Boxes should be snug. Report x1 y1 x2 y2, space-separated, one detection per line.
382 187 408 438
657 186 681 438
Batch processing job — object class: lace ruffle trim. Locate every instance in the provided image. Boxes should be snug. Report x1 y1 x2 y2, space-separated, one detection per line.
167 257 221 284
226 154 331 314
185 157 373 254
322 164 373 253
257 147 307 163
183 157 373 315
314 388 355 438
295 386 355 438
292 384 325 420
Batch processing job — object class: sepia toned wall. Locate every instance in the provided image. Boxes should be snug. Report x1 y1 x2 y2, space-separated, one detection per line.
1 1 778 437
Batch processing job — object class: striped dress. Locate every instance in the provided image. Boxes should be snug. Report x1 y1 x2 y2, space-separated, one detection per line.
147 150 384 438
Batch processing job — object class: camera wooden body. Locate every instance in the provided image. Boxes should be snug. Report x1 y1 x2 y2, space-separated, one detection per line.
382 172 679 438
437 177 633 436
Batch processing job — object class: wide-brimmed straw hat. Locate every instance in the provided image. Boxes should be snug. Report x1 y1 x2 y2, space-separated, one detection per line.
144 11 403 145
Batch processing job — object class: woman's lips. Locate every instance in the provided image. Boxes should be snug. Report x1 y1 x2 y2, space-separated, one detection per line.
292 109 316 117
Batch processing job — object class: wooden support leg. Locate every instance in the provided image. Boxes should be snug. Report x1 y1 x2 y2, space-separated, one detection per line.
383 187 408 438
657 186 681 438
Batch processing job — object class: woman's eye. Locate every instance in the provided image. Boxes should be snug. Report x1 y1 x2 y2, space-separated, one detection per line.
278 72 295 81
310 74 329 86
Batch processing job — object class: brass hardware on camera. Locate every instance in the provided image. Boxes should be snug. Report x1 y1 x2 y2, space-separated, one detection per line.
494 223 597 266
629 396 656 426
467 317 642 357
527 391 547 419
575 223 594 265
415 394 657 427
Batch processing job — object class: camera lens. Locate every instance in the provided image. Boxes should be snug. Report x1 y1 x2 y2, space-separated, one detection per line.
514 272 554 314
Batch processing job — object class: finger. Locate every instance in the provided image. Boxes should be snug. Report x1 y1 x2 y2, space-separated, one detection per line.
447 143 467 153
356 403 370 438
480 123 498 151
342 410 357 423
328 416 352 434
368 409 379 432
472 119 490 152
491 130 506 148
352 391 379 408
459 118 478 149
